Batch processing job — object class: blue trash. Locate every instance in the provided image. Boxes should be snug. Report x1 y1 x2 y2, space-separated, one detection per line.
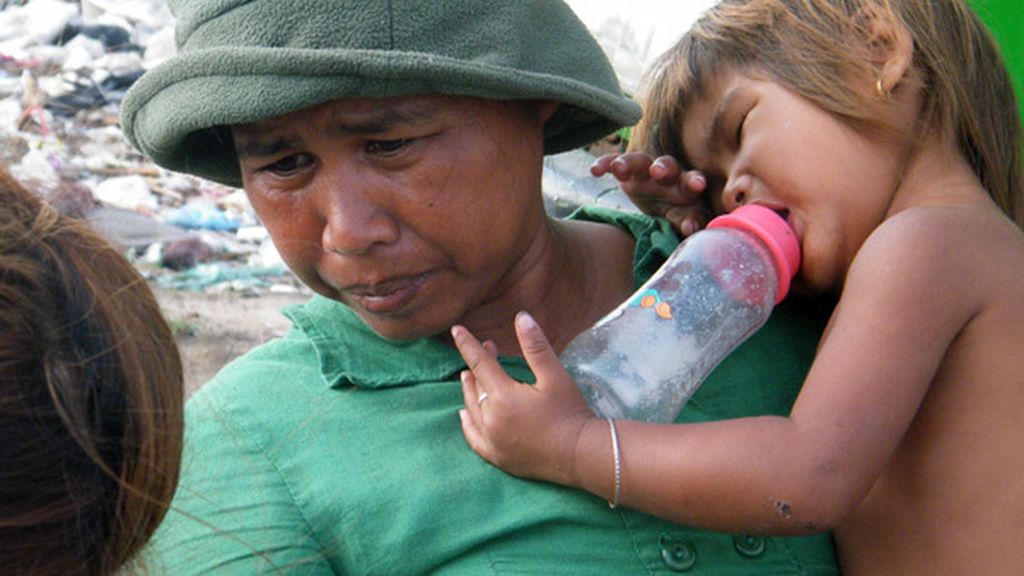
165 201 240 232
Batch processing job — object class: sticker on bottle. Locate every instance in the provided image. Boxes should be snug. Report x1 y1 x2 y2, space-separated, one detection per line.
630 289 672 319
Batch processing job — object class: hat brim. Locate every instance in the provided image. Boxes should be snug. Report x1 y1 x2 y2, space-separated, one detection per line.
122 47 641 187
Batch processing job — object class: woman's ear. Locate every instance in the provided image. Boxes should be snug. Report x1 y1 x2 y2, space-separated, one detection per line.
536 100 562 124
857 4 914 97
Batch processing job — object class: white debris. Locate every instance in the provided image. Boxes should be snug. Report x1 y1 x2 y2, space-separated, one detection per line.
0 0 78 55
94 174 158 212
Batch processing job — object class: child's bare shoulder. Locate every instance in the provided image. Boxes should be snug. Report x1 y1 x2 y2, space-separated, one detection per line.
860 203 1023 279
873 203 1024 385
875 203 1017 247
843 203 1023 338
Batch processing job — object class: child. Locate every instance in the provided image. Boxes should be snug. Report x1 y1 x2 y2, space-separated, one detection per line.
0 170 184 576
451 1 1024 574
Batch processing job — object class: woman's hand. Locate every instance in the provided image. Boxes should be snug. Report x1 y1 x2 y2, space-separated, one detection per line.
591 152 709 236
451 312 596 487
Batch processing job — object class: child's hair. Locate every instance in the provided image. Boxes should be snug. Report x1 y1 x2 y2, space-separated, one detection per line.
632 0 1023 228
0 170 184 575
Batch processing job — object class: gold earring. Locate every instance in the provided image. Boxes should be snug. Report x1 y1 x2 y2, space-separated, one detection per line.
876 78 891 100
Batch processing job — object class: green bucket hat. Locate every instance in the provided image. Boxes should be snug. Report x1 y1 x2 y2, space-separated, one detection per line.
120 0 642 187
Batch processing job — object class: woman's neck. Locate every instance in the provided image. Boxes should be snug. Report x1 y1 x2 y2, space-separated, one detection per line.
447 217 637 356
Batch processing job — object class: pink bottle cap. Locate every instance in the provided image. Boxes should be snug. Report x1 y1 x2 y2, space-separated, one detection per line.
706 205 800 303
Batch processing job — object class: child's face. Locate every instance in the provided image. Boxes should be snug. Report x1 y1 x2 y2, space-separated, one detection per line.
679 66 907 293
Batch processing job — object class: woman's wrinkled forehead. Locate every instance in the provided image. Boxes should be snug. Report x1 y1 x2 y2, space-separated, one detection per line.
232 96 444 154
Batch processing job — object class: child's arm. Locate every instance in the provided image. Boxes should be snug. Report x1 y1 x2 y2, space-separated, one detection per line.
452 314 835 533
453 210 975 534
590 152 709 235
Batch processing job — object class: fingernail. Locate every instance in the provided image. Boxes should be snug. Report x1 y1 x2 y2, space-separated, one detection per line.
691 172 706 187
682 219 698 236
516 311 537 331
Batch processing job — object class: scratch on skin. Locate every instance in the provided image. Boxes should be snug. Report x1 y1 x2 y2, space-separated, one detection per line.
772 500 819 533
774 500 794 519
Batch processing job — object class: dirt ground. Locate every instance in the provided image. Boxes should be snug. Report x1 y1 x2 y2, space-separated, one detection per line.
152 285 311 397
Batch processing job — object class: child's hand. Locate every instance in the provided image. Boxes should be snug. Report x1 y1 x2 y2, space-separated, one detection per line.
451 312 596 487
591 152 709 236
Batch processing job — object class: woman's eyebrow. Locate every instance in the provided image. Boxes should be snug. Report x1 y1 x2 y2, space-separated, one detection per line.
235 135 301 160
233 99 443 159
325 103 439 137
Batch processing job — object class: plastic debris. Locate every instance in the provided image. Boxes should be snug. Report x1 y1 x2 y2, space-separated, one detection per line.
164 200 242 232
0 0 78 54
157 263 291 292
94 174 158 212
542 149 639 217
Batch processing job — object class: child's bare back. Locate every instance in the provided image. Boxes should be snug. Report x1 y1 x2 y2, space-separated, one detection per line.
836 204 1024 575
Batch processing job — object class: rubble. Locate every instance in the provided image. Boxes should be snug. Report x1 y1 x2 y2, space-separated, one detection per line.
0 0 635 297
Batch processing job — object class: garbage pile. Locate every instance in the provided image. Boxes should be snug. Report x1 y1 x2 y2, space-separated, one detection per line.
0 0 633 295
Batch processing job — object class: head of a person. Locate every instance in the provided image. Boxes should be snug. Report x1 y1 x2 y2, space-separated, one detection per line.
632 0 1022 228
0 171 184 576
120 0 640 341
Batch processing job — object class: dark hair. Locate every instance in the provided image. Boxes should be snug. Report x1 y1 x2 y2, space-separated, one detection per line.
632 0 1022 227
0 170 184 575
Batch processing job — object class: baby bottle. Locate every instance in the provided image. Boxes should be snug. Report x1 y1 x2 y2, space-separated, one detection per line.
560 205 800 423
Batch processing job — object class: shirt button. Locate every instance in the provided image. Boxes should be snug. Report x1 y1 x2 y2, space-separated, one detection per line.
659 533 697 572
733 534 766 558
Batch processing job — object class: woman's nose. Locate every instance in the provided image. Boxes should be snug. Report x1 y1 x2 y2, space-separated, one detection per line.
722 173 751 212
318 183 400 256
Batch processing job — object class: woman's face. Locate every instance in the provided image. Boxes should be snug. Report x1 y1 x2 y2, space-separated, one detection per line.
233 95 552 341
680 67 906 293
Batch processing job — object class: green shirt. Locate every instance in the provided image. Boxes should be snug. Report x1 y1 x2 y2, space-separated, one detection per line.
147 208 839 575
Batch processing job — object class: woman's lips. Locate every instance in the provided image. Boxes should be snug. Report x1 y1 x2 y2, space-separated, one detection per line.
343 272 432 314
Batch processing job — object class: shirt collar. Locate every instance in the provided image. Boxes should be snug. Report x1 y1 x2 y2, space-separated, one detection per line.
284 295 532 389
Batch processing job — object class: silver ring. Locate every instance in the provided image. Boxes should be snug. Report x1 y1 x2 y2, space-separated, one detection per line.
477 392 489 407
